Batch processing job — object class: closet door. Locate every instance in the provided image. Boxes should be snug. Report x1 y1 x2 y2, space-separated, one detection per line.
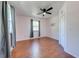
0 1 9 57
7 2 16 57
0 1 16 57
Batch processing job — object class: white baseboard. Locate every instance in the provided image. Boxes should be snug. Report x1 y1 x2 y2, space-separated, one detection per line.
16 36 48 42
64 48 79 58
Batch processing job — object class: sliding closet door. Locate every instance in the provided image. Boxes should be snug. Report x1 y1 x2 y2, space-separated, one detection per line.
0 1 16 57
0 1 9 57
10 5 16 48
7 2 16 57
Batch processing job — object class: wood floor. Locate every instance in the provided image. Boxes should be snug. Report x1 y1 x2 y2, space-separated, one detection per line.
12 37 74 58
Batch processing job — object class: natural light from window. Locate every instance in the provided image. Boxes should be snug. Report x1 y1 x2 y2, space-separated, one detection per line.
33 21 39 31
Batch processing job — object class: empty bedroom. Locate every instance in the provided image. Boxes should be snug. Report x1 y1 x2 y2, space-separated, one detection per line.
0 1 79 58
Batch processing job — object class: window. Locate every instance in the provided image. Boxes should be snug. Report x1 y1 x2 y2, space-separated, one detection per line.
33 21 39 31
30 20 40 37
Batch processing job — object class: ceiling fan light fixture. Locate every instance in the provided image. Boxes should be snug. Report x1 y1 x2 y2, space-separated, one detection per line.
43 12 46 15
38 7 53 16
43 12 46 16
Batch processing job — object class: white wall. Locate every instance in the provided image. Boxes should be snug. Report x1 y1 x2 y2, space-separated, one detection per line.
59 2 67 49
40 19 48 37
59 2 79 57
66 2 79 57
15 15 59 41
15 16 30 41
15 16 48 41
46 16 59 40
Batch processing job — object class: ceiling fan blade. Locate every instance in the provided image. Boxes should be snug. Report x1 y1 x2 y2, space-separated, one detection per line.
40 8 44 11
47 7 53 11
46 12 52 14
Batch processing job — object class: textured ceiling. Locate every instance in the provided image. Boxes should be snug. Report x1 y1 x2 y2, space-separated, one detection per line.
8 1 64 19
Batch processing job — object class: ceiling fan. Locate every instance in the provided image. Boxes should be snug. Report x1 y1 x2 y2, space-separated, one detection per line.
38 7 53 16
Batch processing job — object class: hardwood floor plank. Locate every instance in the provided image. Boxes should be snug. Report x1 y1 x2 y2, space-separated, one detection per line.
11 37 74 58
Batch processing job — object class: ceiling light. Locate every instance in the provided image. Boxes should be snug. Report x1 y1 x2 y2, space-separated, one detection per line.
43 12 46 15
